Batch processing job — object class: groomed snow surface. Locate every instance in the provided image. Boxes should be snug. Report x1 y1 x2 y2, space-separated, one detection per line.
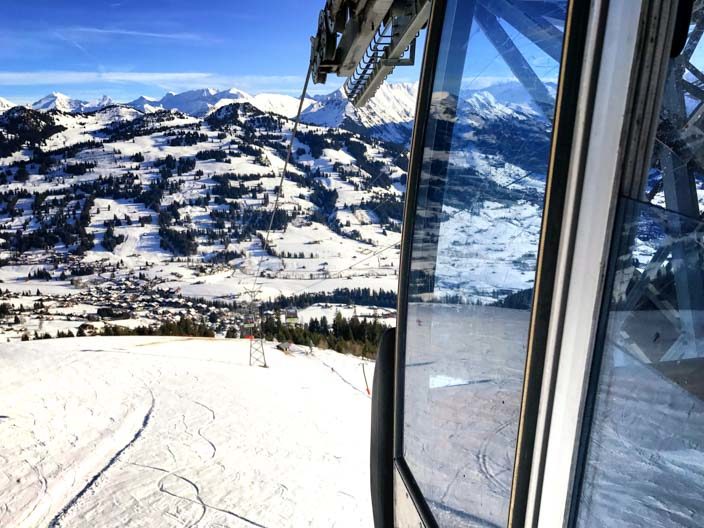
0 337 374 527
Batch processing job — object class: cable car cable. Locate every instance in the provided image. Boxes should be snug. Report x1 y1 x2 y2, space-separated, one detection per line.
289 239 401 296
249 60 314 295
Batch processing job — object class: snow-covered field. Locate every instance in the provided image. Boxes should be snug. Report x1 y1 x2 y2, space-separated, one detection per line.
0 337 374 527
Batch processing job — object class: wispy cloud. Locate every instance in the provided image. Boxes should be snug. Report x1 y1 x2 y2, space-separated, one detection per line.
0 71 327 97
67 26 212 42
53 31 91 57
0 71 210 86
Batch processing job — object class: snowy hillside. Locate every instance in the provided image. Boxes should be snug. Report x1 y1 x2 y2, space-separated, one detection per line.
0 336 374 527
0 79 566 339
252 93 315 119
0 97 14 113
0 93 405 340
20 81 556 147
301 83 418 144
31 93 115 114
24 83 416 143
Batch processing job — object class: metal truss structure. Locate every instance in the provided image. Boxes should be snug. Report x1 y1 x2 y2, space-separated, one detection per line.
310 0 568 109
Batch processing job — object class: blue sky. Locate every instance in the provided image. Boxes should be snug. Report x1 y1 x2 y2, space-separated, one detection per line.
0 0 425 104
0 1 568 106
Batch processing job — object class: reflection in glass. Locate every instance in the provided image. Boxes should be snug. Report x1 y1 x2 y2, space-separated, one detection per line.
401 0 567 525
577 199 704 527
645 3 704 219
578 7 704 525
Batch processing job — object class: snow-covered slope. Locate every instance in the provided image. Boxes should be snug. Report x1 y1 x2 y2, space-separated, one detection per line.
302 82 418 144
126 89 312 119
127 95 163 113
32 92 82 112
0 97 14 113
0 336 374 527
155 88 251 117
252 93 315 118
31 92 116 114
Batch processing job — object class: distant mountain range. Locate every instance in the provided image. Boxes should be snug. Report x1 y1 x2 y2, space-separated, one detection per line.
0 76 557 306
30 93 116 114
0 83 419 144
0 80 550 145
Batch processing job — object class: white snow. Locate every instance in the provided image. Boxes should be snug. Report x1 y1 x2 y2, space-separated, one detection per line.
156 88 251 117
251 93 315 119
301 83 417 144
128 89 313 120
0 97 14 113
0 336 374 527
31 93 115 114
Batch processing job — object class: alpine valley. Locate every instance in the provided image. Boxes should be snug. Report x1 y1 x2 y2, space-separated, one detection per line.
0 81 553 342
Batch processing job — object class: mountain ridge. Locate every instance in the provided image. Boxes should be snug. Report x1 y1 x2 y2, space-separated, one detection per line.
5 79 547 146
13 83 420 143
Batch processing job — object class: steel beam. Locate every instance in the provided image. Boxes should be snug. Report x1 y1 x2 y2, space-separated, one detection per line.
479 0 564 63
475 5 555 117
347 1 431 106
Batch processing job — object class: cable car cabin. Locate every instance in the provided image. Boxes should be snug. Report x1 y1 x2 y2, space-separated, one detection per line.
285 308 299 325
310 0 704 526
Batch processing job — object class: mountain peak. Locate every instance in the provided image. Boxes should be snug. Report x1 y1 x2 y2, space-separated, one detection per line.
0 97 14 113
31 92 115 114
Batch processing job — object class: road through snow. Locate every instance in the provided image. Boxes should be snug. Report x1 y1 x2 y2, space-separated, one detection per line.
0 337 374 527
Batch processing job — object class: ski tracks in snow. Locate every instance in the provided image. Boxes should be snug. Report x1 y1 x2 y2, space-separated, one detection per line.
477 420 514 496
130 463 268 528
438 419 514 506
192 401 217 459
48 389 155 528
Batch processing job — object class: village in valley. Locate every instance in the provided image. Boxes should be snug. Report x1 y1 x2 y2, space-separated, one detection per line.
0 89 409 348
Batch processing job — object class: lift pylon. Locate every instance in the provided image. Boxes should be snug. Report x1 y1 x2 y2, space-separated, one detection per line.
243 289 268 368
249 332 268 368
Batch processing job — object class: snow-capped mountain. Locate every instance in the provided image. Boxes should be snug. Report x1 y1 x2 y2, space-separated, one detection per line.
126 95 162 113
0 97 14 114
31 92 81 112
26 84 417 143
461 81 558 114
251 93 315 119
301 82 418 144
88 95 116 111
22 80 556 146
156 88 250 117
128 89 314 119
31 92 115 113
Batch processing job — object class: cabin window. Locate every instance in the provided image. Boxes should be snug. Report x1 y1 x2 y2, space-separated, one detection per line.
400 0 567 525
576 5 704 525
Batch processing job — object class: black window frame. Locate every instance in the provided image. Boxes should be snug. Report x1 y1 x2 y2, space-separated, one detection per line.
391 0 593 526
568 1 701 525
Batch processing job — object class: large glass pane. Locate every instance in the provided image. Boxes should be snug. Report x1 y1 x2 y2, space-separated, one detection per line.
644 2 704 219
577 199 704 527
401 0 567 525
578 7 704 526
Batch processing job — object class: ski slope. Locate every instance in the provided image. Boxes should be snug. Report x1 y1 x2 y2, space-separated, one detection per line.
0 337 374 527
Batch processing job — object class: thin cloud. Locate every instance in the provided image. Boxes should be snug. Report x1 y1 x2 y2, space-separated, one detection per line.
53 32 91 57
68 26 212 42
0 71 323 96
0 71 212 85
